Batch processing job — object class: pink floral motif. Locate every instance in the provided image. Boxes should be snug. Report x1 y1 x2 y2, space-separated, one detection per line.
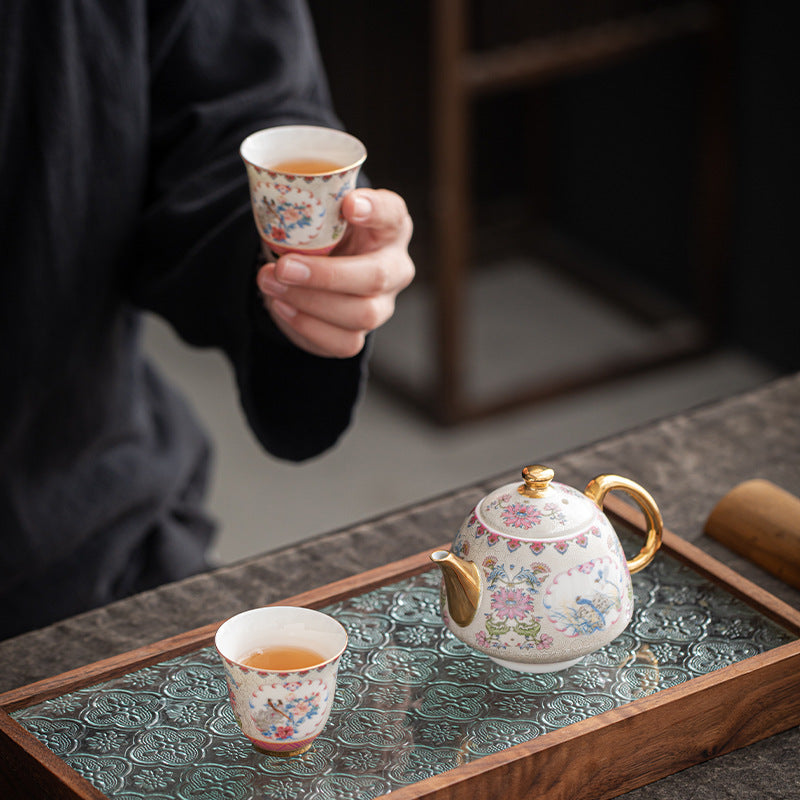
292 699 312 716
506 538 521 551
536 634 554 650
486 533 500 546
500 503 543 530
269 225 287 242
274 725 295 739
491 588 533 621
529 542 545 555
453 537 470 559
554 540 569 554
475 631 490 647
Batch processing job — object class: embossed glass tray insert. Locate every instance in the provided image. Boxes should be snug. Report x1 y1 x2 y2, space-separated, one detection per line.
12 532 797 800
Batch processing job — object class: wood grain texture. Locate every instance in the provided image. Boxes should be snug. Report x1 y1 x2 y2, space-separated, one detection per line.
0 712 104 800
465 3 713 94
606 494 800 635
705 478 800 590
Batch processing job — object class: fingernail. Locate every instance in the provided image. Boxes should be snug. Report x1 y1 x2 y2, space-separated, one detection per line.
278 257 311 284
271 299 297 320
352 196 372 221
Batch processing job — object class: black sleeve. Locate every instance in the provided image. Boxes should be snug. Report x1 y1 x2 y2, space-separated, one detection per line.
127 0 366 461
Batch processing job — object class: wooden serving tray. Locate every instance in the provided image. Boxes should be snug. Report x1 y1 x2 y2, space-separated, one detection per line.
2 497 800 800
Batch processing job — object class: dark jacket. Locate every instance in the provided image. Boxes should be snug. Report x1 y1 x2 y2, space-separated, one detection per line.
0 0 366 637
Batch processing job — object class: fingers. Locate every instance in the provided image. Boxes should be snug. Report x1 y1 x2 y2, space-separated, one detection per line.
255 187 414 359
258 263 396 331
270 188 414 295
262 192 414 298
341 188 413 243
264 295 367 359
271 249 413 297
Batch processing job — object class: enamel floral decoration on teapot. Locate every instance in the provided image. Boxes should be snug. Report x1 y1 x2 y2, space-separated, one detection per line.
431 465 663 672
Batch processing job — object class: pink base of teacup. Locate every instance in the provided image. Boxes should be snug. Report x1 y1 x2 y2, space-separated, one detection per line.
248 734 316 757
267 242 336 256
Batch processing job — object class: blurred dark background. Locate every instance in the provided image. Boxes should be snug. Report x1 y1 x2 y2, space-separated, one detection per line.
143 1 792 559
308 0 798 377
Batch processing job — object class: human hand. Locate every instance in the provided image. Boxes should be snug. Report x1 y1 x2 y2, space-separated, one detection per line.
256 188 414 358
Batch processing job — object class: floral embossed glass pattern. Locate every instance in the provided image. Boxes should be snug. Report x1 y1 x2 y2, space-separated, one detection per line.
13 530 797 800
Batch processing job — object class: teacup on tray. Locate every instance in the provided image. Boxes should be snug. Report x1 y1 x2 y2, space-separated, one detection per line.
215 606 347 756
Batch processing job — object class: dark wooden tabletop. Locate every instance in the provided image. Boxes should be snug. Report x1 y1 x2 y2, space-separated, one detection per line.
2 371 799 798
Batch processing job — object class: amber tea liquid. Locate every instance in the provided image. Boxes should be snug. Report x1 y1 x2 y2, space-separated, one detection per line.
271 157 343 175
240 645 325 670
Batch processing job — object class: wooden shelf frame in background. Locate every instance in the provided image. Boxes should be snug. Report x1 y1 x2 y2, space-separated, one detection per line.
380 0 732 424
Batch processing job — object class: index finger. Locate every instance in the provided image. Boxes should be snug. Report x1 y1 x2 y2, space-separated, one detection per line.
273 247 412 297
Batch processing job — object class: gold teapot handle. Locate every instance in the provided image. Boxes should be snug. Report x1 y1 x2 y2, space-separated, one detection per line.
584 475 663 574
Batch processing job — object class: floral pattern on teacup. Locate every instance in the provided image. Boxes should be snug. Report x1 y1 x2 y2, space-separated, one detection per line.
254 183 325 247
249 679 329 743
245 156 360 255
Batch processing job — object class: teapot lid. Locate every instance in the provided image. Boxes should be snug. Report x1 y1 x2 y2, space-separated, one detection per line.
477 465 598 539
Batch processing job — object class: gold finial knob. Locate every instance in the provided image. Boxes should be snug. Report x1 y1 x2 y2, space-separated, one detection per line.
519 465 555 498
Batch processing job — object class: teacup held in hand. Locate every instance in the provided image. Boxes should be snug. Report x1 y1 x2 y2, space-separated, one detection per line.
240 125 366 256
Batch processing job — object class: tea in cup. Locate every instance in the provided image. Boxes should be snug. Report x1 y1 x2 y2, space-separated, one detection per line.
215 606 347 755
240 125 366 256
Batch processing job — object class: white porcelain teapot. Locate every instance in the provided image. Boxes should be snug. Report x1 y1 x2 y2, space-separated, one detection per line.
431 465 663 672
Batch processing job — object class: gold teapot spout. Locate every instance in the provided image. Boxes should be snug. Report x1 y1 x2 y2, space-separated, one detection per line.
430 550 481 626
